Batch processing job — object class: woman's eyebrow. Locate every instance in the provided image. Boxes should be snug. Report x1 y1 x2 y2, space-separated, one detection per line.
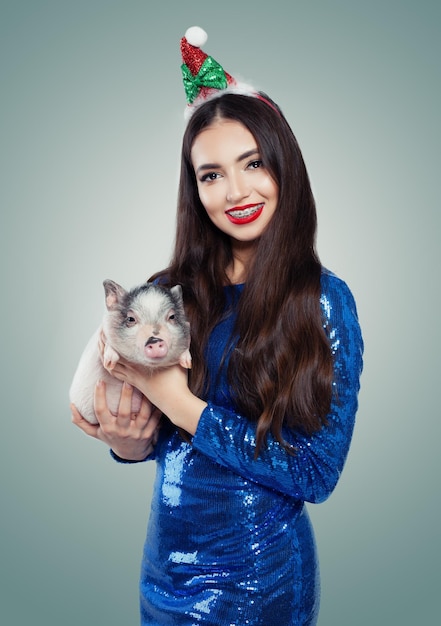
195 149 260 175
237 148 259 162
196 162 220 174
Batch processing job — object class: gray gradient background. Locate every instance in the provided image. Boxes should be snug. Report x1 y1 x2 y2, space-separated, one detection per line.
1 1 439 624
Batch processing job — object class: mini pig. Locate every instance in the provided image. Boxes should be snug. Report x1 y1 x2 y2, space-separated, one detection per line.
69 280 191 424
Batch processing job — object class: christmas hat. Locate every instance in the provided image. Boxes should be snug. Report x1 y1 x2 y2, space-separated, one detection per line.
180 26 265 115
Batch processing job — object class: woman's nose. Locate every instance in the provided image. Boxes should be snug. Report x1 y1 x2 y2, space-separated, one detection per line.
226 174 250 204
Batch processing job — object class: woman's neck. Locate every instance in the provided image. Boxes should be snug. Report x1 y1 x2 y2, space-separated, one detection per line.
226 240 257 284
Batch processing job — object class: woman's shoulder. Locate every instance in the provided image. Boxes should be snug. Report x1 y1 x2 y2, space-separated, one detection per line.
320 267 360 321
320 266 355 296
319 267 363 368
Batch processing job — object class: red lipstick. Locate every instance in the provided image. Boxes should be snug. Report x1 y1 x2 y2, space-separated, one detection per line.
225 203 264 225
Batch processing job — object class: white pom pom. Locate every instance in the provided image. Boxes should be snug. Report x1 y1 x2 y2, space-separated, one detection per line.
185 26 208 48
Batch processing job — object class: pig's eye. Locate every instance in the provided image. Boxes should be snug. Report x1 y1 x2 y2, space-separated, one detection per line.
168 311 176 322
125 315 136 327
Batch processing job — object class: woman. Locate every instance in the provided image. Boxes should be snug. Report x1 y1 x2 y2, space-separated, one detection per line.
72 29 363 625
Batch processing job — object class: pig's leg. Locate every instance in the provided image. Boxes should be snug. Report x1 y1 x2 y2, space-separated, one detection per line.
179 349 192 369
103 344 120 370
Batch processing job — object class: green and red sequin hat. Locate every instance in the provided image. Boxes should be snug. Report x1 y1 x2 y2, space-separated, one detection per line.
180 26 236 107
180 26 281 118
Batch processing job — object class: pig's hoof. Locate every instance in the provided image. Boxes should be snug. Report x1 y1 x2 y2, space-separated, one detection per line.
180 350 192 369
103 346 120 370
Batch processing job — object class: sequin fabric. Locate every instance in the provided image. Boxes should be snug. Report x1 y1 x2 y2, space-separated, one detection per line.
133 269 363 625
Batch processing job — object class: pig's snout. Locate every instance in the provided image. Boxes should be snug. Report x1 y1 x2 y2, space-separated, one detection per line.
144 336 168 360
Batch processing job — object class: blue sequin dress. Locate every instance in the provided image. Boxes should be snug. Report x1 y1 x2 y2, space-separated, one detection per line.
128 270 363 625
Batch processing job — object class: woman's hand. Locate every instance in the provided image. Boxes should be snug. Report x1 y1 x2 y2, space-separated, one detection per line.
110 360 207 436
71 381 162 461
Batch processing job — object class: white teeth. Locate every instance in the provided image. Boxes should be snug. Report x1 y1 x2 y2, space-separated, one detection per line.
228 204 262 218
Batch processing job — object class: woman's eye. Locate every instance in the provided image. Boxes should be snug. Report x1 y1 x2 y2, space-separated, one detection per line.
200 172 220 182
248 160 263 170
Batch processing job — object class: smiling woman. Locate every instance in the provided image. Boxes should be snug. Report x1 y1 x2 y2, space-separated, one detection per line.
72 27 363 625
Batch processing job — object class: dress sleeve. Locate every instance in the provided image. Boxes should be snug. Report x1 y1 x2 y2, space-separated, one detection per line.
192 273 364 504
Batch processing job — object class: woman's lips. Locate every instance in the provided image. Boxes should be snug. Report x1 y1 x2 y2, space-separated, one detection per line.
225 203 264 224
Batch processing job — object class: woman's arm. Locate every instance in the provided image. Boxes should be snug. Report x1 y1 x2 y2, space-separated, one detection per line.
192 274 363 503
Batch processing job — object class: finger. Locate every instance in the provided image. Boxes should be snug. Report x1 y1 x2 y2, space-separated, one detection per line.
93 380 113 423
136 395 154 421
71 403 99 438
117 382 135 421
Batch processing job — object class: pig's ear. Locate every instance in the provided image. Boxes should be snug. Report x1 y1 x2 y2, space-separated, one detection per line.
170 285 183 304
103 280 126 310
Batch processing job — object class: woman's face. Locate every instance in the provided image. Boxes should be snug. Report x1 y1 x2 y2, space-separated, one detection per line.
190 119 279 246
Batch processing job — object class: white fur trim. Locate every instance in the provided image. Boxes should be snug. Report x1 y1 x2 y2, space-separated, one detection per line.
183 80 260 121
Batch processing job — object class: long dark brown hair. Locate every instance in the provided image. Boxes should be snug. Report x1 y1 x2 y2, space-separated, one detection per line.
151 93 334 455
